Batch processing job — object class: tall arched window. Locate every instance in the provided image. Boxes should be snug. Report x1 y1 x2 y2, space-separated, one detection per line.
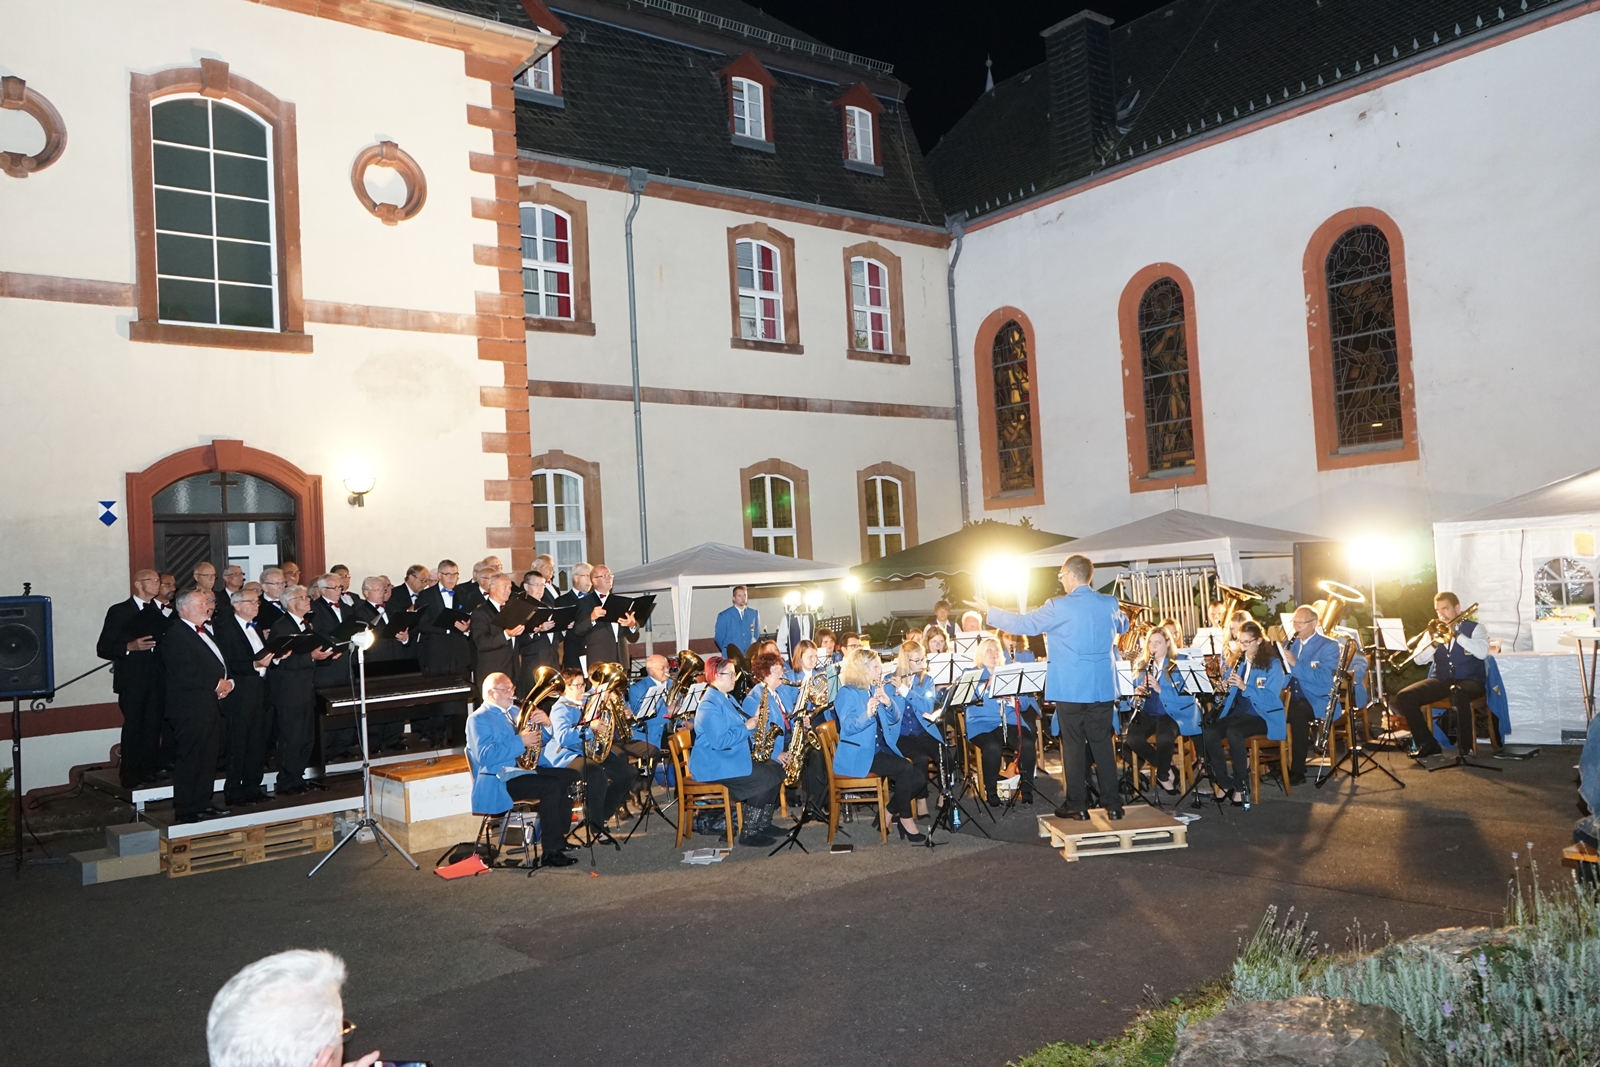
1138 278 1194 473
521 204 572 320
991 320 1035 494
736 237 783 342
532 468 585 589
863 475 903 559
747 474 796 557
850 256 890 353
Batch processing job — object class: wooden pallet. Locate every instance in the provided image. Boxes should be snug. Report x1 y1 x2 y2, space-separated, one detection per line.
1562 842 1598 870
1037 808 1188 862
161 814 335 878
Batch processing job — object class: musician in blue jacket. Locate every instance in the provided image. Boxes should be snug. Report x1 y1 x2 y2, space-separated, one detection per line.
464 673 578 867
1200 621 1288 805
887 640 945 782
691 655 783 846
714 586 760 656
542 668 640 840
627 654 671 750
832 648 927 841
740 651 792 761
979 554 1128 821
964 637 1037 805
1394 592 1490 760
1124 628 1200 795
1280 606 1340 785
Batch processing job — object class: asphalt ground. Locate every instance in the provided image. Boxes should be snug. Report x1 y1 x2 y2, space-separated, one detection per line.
2 746 1583 1067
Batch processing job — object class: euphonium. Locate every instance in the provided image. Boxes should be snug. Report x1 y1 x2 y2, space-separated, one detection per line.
664 649 704 727
749 685 781 763
798 670 831 714
514 665 564 769
582 661 630 762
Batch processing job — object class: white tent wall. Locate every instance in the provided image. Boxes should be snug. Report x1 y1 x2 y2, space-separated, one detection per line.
1435 522 1600 653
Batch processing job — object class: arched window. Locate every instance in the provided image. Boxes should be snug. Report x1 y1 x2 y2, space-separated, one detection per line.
532 468 585 589
736 238 783 342
844 105 874 164
991 320 1035 493
521 52 555 95
150 97 277 330
747 474 796 557
731 77 765 140
863 475 903 559
521 204 572 320
850 256 890 353
1138 278 1195 473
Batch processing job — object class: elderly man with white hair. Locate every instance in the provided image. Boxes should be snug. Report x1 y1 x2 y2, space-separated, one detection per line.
207 949 379 1067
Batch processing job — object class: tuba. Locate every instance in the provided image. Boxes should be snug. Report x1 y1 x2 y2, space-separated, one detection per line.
581 661 631 762
1116 599 1151 657
1314 580 1365 634
514 665 564 769
749 684 781 763
664 650 704 730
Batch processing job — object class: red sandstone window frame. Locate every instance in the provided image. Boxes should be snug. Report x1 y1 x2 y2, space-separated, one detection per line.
1118 263 1208 492
972 306 1045 511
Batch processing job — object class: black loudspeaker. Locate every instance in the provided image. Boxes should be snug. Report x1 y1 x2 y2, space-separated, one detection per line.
1294 542 1350 608
0 596 54 701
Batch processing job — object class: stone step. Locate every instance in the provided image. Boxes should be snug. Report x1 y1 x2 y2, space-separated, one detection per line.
69 847 161 885
106 822 160 856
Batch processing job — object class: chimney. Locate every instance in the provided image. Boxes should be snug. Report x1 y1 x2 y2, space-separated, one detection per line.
1041 10 1116 175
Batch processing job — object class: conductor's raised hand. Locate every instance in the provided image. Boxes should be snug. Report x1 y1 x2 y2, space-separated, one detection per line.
968 596 990 614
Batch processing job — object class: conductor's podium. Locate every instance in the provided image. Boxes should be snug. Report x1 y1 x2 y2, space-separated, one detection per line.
373 754 478 852
1037 807 1188 862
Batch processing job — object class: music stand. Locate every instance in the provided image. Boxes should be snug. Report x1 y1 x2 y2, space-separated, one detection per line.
925 669 990 838
1167 664 1225 812
986 663 1047 812
1560 628 1600 726
1314 637 1406 789
1109 663 1160 810
622 684 676 843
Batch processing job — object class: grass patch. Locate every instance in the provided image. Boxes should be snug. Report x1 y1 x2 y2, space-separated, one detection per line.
1007 982 1229 1067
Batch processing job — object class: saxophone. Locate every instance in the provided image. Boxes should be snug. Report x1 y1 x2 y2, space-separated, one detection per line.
783 719 817 788
750 685 781 762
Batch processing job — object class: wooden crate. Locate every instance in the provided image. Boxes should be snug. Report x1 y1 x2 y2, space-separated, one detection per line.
1037 808 1188 862
161 814 335 878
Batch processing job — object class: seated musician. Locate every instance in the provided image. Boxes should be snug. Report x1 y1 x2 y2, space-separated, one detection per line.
1394 592 1489 760
741 651 792 765
543 668 641 841
924 628 949 655
1280 605 1339 786
833 647 928 842
998 630 1042 731
959 611 985 634
965 636 1037 805
689 655 783 847
815 628 840 664
887 640 946 784
1123 627 1200 795
628 654 671 750
1200 621 1287 806
464 673 578 868
783 640 834 723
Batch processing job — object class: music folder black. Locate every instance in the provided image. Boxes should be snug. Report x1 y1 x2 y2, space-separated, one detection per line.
529 602 579 632
264 631 332 657
332 619 372 645
124 609 175 642
433 606 472 631
604 593 656 627
376 609 419 640
493 597 539 632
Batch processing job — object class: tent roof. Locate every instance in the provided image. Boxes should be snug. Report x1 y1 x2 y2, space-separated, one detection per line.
609 542 849 591
1017 508 1324 567
851 523 1074 582
1440 466 1600 527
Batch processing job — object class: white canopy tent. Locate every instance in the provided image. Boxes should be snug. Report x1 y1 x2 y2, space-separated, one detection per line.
608 542 850 650
1015 508 1325 586
1434 466 1600 652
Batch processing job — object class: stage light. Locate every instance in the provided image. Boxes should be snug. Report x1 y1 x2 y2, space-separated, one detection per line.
804 589 824 611
1348 536 1402 574
980 555 1023 594
783 590 802 611
350 626 376 652
843 576 861 596
342 461 376 508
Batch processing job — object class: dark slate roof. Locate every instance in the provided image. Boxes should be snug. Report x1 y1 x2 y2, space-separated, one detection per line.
514 10 944 225
928 0 1570 220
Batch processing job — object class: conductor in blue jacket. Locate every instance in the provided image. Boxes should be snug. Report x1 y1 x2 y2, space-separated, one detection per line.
464 673 578 867
1201 621 1288 806
714 586 760 655
977 555 1128 822
1280 605 1339 785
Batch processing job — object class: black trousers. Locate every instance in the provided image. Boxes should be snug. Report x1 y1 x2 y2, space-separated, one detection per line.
567 751 640 825
870 751 927 818
971 724 1037 800
711 759 784 809
895 731 947 787
168 708 221 820
1201 711 1268 792
1287 694 1316 778
1395 677 1485 755
1125 714 1181 779
506 767 581 852
117 675 165 787
220 682 267 801
275 697 316 790
1057 701 1119 813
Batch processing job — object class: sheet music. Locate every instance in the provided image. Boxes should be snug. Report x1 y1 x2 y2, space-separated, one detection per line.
1189 627 1225 656
1375 617 1408 651
947 667 984 706
1177 665 1214 694
1115 660 1138 698
636 682 668 719
679 681 709 716
951 632 983 657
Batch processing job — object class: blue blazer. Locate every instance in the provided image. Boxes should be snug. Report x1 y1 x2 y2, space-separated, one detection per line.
466 701 545 814
541 696 587 768
713 605 760 654
889 673 940 739
1219 658 1289 740
690 687 754 782
963 667 1027 738
1286 632 1340 710
781 667 836 723
987 587 1128 702
1429 655 1512 746
628 676 667 747
833 684 897 777
1137 661 1201 736
740 682 790 758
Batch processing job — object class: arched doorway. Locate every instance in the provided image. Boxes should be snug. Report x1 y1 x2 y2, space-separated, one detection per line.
126 440 325 578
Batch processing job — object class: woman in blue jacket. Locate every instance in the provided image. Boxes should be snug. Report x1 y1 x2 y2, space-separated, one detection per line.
1200 621 1288 806
690 654 783 846
887 640 945 783
833 647 928 841
965 636 1036 804
1124 628 1201 795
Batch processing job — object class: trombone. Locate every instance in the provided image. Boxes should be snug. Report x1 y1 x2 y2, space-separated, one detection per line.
1385 602 1479 669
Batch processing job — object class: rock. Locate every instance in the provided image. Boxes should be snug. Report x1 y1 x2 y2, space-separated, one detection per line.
1370 925 1509 976
1171 996 1427 1067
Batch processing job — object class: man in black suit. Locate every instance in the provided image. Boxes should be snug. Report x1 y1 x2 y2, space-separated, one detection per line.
472 574 526 688
256 567 289 631
350 576 415 750
266 585 336 795
387 564 429 614
416 559 473 744
515 569 561 696
96 569 172 788
161 589 233 822
307 575 351 689
190 562 233 621
213 589 276 805
572 564 638 672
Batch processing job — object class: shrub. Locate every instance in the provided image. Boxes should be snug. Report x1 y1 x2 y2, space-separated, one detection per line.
1008 984 1229 1067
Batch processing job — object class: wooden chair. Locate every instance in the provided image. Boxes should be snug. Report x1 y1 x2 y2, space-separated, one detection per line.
465 750 542 868
1126 727 1195 797
814 721 889 844
665 731 741 849
1422 695 1499 753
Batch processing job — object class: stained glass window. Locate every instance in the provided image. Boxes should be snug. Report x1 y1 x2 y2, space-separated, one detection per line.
991 320 1035 493
1137 278 1195 474
1325 225 1403 449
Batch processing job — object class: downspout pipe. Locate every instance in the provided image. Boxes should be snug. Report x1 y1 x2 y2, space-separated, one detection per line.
945 212 970 524
625 166 650 564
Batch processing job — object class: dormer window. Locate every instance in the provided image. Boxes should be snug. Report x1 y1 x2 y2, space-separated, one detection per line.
732 77 764 140
832 83 884 176
522 52 554 95
719 54 776 153
845 105 874 165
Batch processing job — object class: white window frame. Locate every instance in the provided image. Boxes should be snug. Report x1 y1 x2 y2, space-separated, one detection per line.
864 475 904 560
520 52 555 95
532 468 585 590
151 94 279 332
749 474 796 557
844 105 874 164
737 238 783 342
521 204 574 320
731 77 765 141
850 256 890 353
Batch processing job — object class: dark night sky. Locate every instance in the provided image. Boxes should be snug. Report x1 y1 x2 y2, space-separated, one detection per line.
751 0 1173 152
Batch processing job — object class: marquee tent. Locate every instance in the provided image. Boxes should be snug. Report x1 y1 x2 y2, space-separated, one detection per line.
609 542 850 649
1014 508 1325 586
849 522 1074 582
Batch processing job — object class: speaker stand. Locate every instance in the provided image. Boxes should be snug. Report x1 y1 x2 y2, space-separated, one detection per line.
11 697 64 876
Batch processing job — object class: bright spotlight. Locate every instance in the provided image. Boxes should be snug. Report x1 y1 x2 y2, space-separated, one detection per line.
783 590 802 611
804 589 824 611
980 556 1023 594
1347 537 1402 574
350 626 376 651
843 576 861 596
